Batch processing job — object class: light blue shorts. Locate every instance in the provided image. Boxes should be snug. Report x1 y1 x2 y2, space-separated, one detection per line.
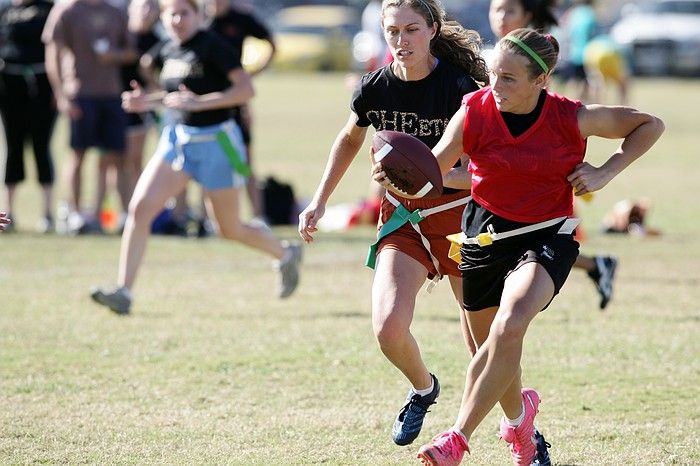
155 120 248 191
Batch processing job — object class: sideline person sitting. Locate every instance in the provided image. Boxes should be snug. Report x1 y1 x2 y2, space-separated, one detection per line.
602 197 661 237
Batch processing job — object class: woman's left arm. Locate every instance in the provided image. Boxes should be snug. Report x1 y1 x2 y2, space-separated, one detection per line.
568 105 665 196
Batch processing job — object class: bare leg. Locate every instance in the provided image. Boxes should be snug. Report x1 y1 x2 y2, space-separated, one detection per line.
246 172 263 219
239 105 263 218
40 183 53 219
448 275 477 357
455 262 554 440
205 187 285 259
117 157 190 289
617 77 629 106
6 183 16 217
96 155 110 221
574 253 595 273
65 149 85 213
372 249 433 390
464 305 523 419
171 188 189 225
124 129 147 202
102 151 129 216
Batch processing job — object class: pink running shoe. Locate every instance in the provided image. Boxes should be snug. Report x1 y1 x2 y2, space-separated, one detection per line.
417 430 469 466
499 388 541 466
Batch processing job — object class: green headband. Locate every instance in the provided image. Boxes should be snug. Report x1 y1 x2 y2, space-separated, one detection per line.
504 35 549 74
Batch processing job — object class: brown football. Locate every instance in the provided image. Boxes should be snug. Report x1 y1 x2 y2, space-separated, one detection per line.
372 130 443 199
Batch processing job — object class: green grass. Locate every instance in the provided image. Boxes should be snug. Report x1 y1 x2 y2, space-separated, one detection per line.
1 74 699 465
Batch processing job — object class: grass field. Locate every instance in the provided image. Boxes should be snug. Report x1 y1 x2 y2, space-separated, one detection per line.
1 74 699 465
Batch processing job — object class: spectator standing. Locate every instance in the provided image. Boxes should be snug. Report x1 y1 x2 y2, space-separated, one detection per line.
583 34 630 105
120 0 161 212
561 0 598 101
0 0 56 233
42 0 136 234
204 0 275 221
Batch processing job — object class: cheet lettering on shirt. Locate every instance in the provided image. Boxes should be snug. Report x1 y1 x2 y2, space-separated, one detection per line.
366 110 450 137
160 59 204 81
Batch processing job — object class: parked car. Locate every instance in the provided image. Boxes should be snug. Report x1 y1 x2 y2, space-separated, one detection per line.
268 5 360 71
610 0 700 76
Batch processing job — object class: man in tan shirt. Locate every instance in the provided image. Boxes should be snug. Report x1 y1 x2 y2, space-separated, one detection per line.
43 0 136 234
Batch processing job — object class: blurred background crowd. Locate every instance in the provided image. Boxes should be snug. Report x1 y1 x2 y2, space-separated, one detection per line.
0 0 692 235
246 0 700 77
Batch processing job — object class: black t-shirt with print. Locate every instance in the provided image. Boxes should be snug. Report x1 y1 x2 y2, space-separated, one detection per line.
351 60 478 149
210 7 271 54
351 60 478 194
149 29 241 126
0 0 53 65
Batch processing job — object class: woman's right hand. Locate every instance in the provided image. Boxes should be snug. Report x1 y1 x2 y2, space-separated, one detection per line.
121 80 148 113
298 201 326 243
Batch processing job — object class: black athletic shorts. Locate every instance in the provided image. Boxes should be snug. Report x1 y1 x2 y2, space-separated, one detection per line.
459 200 579 311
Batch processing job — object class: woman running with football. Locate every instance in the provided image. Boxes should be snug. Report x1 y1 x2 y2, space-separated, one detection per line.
376 28 663 465
298 0 486 448
90 0 302 315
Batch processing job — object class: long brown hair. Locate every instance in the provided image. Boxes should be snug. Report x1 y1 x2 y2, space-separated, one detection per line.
382 0 489 84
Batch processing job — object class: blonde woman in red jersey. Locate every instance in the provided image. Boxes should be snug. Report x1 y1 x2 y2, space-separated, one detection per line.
488 0 620 311
375 28 663 466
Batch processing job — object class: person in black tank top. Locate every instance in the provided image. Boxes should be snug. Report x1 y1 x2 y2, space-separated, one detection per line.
90 0 303 316
0 0 56 232
490 0 622 313
204 0 276 219
299 0 487 448
398 28 663 464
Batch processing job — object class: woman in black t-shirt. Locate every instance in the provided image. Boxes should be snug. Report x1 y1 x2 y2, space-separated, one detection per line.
0 0 56 232
298 0 487 448
91 0 302 315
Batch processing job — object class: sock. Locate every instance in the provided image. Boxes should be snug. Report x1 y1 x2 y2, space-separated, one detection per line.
413 378 434 397
506 401 525 427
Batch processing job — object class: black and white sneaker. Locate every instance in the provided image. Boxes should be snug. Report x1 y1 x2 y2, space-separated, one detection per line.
588 256 618 310
392 374 440 446
531 429 552 466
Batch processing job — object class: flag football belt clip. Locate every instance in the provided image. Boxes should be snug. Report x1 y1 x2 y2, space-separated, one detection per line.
173 121 251 176
446 216 580 263
366 192 471 292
